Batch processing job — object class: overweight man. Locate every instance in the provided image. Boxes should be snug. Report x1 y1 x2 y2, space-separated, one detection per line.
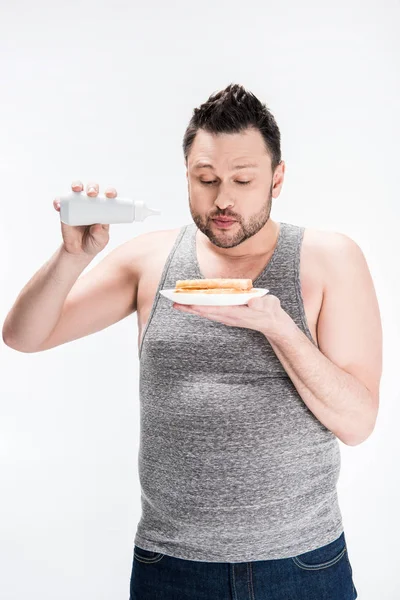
3 83 382 600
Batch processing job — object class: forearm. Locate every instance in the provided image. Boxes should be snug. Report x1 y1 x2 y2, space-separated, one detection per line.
2 245 92 350
265 311 376 446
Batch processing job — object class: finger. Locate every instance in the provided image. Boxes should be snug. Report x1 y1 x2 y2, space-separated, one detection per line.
86 182 99 197
104 187 117 198
71 180 83 191
247 297 265 309
53 197 61 211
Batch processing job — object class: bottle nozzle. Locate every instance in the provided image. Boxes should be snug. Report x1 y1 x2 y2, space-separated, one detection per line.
134 200 161 222
147 207 162 216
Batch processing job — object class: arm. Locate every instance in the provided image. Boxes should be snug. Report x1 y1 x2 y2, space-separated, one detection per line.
265 232 382 446
2 246 92 351
2 235 146 353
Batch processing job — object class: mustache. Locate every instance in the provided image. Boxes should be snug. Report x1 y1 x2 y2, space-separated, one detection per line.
210 213 238 220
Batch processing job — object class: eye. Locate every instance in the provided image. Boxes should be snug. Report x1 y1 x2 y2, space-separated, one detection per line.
200 180 251 185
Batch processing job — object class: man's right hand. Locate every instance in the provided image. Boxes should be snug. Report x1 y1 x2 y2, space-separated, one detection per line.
53 180 117 257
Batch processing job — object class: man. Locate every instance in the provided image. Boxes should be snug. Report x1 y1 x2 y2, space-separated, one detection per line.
3 83 381 599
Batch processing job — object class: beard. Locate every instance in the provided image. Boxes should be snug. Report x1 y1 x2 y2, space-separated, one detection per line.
189 183 273 249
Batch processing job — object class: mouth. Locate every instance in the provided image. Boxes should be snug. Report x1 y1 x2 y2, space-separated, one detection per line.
212 218 237 229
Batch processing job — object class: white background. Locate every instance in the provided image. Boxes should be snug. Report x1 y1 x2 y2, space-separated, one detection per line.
1 1 399 598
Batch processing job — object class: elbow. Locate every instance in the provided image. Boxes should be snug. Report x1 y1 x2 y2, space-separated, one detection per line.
340 420 377 447
339 395 379 446
2 329 17 350
2 331 38 353
342 435 369 447
2 323 11 346
3 341 35 353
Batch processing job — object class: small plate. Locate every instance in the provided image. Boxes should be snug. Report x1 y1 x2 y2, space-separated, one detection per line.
159 287 269 306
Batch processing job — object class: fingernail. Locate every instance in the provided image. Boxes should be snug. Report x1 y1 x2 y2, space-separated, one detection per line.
88 187 95 193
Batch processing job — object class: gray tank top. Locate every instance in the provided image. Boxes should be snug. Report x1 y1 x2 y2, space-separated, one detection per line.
134 221 343 563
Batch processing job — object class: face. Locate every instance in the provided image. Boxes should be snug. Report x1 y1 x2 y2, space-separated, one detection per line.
186 127 285 249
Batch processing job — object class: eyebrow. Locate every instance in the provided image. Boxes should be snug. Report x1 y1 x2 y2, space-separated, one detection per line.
192 162 259 171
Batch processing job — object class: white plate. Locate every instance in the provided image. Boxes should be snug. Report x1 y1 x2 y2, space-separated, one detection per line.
159 287 269 306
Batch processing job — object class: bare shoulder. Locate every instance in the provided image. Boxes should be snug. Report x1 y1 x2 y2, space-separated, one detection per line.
303 226 362 254
130 226 182 246
302 226 369 288
125 226 183 275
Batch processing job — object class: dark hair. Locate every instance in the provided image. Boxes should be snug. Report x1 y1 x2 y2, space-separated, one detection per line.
182 83 281 172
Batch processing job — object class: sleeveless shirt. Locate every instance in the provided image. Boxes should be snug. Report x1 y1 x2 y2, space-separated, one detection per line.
133 221 344 563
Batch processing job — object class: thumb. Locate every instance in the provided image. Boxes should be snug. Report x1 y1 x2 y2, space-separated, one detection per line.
247 297 265 310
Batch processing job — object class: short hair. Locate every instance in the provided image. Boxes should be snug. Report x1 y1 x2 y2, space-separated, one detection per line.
183 83 282 172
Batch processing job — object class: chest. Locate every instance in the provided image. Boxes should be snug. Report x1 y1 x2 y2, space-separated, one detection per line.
136 228 323 351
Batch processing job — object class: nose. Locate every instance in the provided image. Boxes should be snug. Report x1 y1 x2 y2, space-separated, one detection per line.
214 195 235 211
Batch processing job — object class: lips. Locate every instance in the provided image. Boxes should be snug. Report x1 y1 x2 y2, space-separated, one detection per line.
212 217 236 223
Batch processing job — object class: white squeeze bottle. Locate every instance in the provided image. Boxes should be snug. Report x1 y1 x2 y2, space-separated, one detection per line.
59 190 161 226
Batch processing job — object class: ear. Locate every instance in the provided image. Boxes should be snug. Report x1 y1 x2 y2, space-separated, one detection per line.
272 160 285 197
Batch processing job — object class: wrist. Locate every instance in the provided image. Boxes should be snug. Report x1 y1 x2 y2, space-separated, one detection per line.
260 308 296 342
59 244 94 265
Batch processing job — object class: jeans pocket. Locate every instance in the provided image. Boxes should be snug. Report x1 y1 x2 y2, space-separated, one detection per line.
134 545 166 564
291 533 347 571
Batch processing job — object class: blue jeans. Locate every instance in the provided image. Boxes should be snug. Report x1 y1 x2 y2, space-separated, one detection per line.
129 531 358 599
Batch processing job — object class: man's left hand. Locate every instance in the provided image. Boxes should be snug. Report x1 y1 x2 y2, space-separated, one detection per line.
172 294 289 338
